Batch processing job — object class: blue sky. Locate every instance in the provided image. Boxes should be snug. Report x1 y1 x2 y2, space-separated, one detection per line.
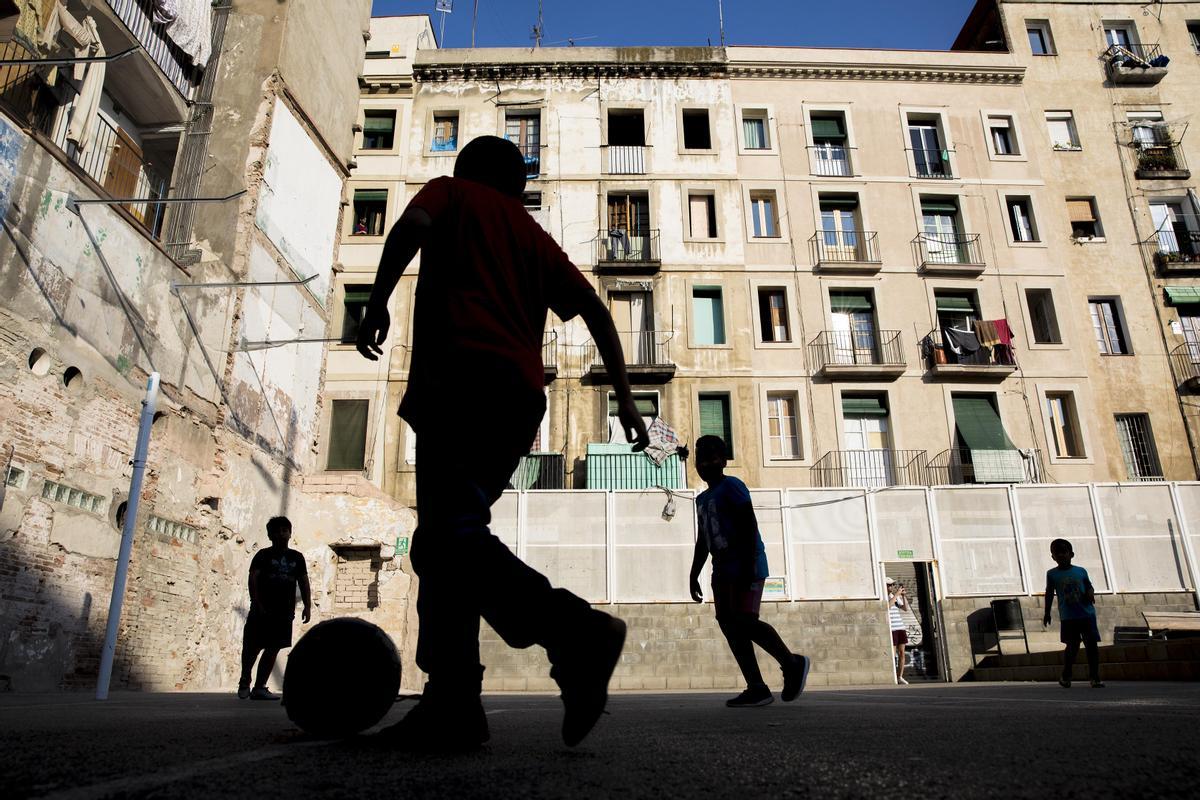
371 0 981 51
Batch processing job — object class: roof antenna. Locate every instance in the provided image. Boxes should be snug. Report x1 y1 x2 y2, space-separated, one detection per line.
531 0 544 48
717 0 726 46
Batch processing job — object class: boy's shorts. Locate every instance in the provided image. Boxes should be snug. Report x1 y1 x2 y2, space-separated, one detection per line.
712 579 764 621
243 608 294 650
1059 616 1101 644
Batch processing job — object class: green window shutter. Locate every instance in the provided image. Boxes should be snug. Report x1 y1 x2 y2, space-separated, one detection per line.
343 286 373 304
327 399 369 470
608 395 659 416
841 396 887 416
935 295 974 312
363 112 395 132
699 394 733 457
810 117 845 138
354 189 388 202
1164 286 1200 305
952 396 1015 450
818 195 858 210
692 288 726 345
830 291 873 312
921 201 959 214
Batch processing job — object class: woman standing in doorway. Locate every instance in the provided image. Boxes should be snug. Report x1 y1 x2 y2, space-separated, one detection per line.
887 577 910 685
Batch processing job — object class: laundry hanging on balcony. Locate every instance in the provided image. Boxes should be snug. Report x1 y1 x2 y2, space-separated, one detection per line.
643 417 682 467
151 0 213 67
65 17 103 152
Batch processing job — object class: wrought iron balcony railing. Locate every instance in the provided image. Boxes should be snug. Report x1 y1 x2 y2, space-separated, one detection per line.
811 449 928 489
808 144 853 176
926 448 1043 485
510 141 540 177
922 327 1016 371
1170 342 1200 390
543 331 558 375
607 145 645 175
914 232 984 268
808 330 905 371
105 0 206 100
811 230 881 265
583 331 673 371
596 229 660 265
911 147 953 179
1146 218 1200 269
1133 139 1189 177
509 452 566 490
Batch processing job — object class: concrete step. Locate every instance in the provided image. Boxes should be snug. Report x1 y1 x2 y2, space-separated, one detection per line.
972 660 1200 682
975 640 1200 670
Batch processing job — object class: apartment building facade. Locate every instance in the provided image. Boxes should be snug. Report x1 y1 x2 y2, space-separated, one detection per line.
325 3 1198 509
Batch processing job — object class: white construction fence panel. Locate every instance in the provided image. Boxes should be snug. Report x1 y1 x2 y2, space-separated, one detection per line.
492 491 519 553
612 490 696 602
785 489 874 599
873 488 935 562
935 487 1023 596
524 491 608 603
1172 483 1200 586
1015 485 1109 592
751 490 788 599
1096 485 1192 592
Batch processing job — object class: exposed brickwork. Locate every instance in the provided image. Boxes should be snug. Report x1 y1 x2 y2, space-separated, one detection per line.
333 549 381 609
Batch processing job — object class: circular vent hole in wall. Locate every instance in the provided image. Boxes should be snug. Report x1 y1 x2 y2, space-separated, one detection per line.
28 348 50 376
63 366 83 393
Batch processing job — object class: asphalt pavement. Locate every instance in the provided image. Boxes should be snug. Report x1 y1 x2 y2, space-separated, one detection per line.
2 682 1198 799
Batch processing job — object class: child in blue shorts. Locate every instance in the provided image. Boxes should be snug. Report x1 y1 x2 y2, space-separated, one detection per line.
1042 538 1104 688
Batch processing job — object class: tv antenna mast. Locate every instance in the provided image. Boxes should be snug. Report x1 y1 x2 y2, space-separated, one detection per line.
717 0 726 46
548 34 597 47
531 0 544 47
435 0 453 46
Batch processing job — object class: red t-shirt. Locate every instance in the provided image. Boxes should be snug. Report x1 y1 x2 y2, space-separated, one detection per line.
398 176 596 428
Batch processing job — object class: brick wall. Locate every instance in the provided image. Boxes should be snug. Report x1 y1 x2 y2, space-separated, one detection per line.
333 548 381 610
478 599 896 692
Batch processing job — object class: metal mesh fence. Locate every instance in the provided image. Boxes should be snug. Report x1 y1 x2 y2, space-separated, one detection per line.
873 488 935 562
524 491 607 603
1096 485 1192 592
785 489 875 599
935 487 1023 596
1015 485 1109 592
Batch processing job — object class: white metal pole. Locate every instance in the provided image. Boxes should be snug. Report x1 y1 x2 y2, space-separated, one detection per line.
96 372 160 700
717 0 725 46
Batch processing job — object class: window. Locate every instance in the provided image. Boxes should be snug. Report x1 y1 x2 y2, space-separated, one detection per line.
698 393 733 458
1045 111 1080 150
607 109 645 146
1089 298 1129 355
1190 22 1200 54
351 189 387 236
340 285 372 344
749 191 779 238
987 115 1018 156
687 192 718 239
333 546 381 609
907 116 949 178
432 112 459 152
608 392 659 444
1104 24 1134 48
362 110 396 150
758 288 791 343
1006 196 1038 242
766 392 801 460
935 290 980 332
607 192 650 233
830 291 878 365
841 395 893 488
365 50 390 59
810 112 850 176
522 191 542 209
1149 200 1200 257
951 394 1014 455
505 110 540 176
742 110 770 150
1115 414 1162 480
327 399 369 471
692 287 726 345
1067 198 1103 239
921 197 965 264
1025 289 1061 345
1127 110 1165 146
682 109 712 150
1045 392 1085 459
1027 21 1055 55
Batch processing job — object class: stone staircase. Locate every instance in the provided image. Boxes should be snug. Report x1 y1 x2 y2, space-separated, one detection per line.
971 639 1200 682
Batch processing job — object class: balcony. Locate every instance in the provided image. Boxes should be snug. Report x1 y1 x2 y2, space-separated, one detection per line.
922 328 1017 379
911 148 954 179
513 141 540 177
810 230 881 272
509 452 566 490
1133 140 1190 180
583 331 675 384
596 229 661 274
606 145 645 175
1146 223 1200 274
808 330 905 380
808 144 853 177
811 449 928 489
585 443 685 490
927 448 1043 485
543 332 558 383
914 232 985 274
1104 43 1169 85
1170 343 1200 391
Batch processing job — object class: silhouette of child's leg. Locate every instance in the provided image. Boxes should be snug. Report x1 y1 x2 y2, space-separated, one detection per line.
1062 640 1080 679
238 637 259 691
255 647 279 689
719 616 766 689
1084 638 1100 681
745 618 792 666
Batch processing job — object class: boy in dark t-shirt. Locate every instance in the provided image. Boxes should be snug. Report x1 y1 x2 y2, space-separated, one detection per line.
238 516 310 700
689 436 811 707
356 136 649 750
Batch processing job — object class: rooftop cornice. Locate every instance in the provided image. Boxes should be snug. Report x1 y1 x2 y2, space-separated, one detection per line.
413 61 728 82
728 61 1024 84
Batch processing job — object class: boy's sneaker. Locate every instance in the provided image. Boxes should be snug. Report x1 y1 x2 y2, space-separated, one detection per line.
1090 679 1106 689
897 676 909 685
726 685 774 708
1058 676 1071 689
781 654 811 702
249 687 279 701
237 687 250 700
551 611 627 747
376 695 489 752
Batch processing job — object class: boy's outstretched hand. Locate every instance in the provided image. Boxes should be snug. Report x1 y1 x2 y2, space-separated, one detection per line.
689 575 703 603
615 393 650 452
356 306 390 361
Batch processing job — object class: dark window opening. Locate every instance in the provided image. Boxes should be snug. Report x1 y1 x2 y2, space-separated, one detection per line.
682 109 712 150
340 285 372 344
608 110 645 146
